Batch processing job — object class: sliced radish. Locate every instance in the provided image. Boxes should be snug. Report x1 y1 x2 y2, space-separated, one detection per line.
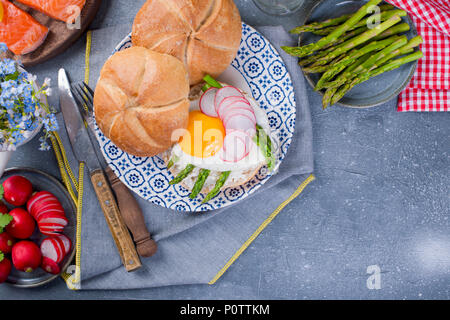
41 257 61 275
35 208 66 221
214 86 243 113
41 238 61 263
217 96 249 119
199 87 219 117
225 115 257 137
52 238 65 263
27 192 54 213
38 214 68 227
31 199 61 218
56 235 72 255
222 106 256 125
221 131 248 162
39 223 65 236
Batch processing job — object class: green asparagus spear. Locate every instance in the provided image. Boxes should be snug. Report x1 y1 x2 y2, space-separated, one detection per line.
290 3 395 34
321 52 372 107
309 36 397 84
203 74 223 89
375 35 423 67
282 0 383 58
190 169 211 199
325 35 409 89
322 87 339 110
314 36 407 91
254 124 275 171
169 164 195 185
298 26 368 66
308 23 409 67
311 9 407 36
202 83 212 92
321 26 368 49
167 155 179 169
372 23 410 41
372 50 424 76
202 171 231 203
291 14 354 34
328 51 423 105
314 15 402 65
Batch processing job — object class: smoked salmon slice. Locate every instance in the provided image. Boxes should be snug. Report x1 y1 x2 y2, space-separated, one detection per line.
14 0 86 23
0 0 48 55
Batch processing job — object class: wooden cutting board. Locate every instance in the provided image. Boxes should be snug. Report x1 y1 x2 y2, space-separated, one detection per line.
12 0 102 66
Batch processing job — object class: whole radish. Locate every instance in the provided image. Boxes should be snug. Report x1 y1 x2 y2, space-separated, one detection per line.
41 257 60 275
2 175 33 206
0 232 16 254
0 201 8 214
0 257 12 283
12 241 42 273
5 208 35 239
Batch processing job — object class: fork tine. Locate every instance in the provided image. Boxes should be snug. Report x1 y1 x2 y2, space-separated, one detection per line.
70 85 90 120
82 81 95 98
72 83 93 111
79 82 94 106
72 83 89 105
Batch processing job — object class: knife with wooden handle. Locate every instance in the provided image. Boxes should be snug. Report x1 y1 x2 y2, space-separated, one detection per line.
58 68 141 272
105 167 158 257
70 82 158 258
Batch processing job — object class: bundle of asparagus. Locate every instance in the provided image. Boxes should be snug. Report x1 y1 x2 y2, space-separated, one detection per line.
282 0 423 109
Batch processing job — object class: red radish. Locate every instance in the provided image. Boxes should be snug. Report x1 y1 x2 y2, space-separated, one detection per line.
2 175 33 206
50 238 65 263
56 235 72 255
5 208 35 239
0 257 12 283
199 87 219 117
38 223 65 236
217 96 249 118
41 237 65 263
41 257 60 275
214 86 243 113
221 131 248 162
38 212 68 227
225 115 257 137
0 201 8 214
222 106 256 125
32 199 63 218
0 232 16 254
12 241 42 273
35 209 65 222
27 191 54 213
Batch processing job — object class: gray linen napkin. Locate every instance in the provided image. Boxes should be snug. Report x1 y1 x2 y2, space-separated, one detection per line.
52 24 314 289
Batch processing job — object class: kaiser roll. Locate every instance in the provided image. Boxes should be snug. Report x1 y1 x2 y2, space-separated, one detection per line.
94 46 190 157
132 0 242 85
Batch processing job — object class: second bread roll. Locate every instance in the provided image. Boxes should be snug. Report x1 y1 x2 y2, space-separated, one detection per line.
94 46 190 157
132 0 242 85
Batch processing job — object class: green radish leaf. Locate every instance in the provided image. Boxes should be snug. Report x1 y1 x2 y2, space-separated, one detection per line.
0 185 3 200
0 213 13 233
0 251 3 263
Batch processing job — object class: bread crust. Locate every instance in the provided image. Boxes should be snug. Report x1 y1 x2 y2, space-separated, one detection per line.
94 46 190 157
132 0 242 85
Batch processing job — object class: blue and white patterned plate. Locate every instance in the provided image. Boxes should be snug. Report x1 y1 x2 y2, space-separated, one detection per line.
94 22 296 212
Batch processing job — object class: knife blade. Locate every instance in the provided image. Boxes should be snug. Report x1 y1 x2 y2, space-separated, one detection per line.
58 68 141 272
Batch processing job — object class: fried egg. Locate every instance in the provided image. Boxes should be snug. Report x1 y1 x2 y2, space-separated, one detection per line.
166 91 274 191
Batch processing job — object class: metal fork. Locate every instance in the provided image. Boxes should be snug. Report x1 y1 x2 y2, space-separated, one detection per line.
70 81 158 258
70 82 97 132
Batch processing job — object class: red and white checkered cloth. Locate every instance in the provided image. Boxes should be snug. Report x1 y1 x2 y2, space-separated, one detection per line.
386 0 450 111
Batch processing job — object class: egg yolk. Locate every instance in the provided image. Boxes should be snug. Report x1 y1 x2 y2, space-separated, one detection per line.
178 110 225 158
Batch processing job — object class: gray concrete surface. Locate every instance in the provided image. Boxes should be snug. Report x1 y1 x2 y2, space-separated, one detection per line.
1 0 449 299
